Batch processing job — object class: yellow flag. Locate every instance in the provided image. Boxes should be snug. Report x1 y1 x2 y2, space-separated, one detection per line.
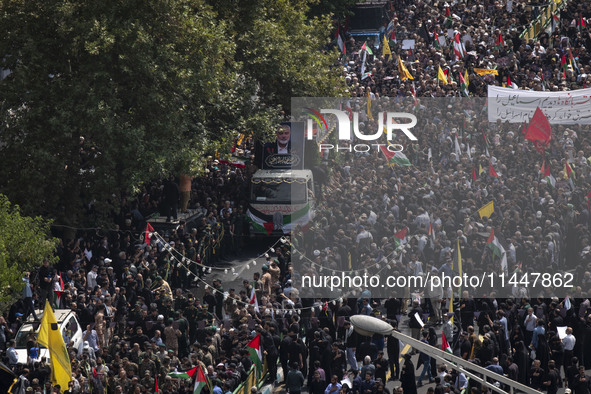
366 89 374 121
236 133 245 146
448 289 454 324
473 68 499 76
398 56 413 80
438 65 448 85
478 163 484 175
464 70 469 87
478 201 494 219
382 35 392 60
38 301 72 389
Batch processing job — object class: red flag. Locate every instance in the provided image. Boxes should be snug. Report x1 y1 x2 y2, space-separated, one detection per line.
489 163 498 177
540 161 545 175
507 75 512 86
394 227 408 240
145 223 154 244
472 167 477 181
155 376 159 393
561 54 568 78
581 16 587 29
524 107 552 151
586 191 591 211
445 6 451 17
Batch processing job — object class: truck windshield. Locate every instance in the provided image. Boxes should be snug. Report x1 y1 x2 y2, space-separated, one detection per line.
15 323 40 348
251 180 307 204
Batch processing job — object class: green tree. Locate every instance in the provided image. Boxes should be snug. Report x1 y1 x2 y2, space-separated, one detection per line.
209 0 346 141
0 195 58 310
0 0 237 226
0 0 346 226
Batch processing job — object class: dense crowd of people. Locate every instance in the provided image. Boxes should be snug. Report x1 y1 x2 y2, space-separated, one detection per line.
3 0 591 393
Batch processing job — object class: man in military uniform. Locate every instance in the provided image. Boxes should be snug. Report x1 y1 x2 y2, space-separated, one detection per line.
140 370 154 389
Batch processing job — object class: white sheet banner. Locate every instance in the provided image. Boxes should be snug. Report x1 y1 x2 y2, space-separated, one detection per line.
487 86 591 124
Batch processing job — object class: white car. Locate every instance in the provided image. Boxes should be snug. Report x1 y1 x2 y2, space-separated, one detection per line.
14 309 83 365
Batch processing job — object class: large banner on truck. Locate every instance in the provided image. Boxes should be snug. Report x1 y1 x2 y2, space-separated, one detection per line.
260 121 305 169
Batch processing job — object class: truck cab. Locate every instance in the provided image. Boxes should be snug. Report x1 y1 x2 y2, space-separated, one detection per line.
247 169 315 235
14 309 83 364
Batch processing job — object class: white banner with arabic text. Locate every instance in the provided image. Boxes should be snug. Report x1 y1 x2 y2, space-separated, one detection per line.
488 86 591 124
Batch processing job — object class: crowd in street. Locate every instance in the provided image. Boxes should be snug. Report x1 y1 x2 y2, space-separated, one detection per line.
3 0 591 393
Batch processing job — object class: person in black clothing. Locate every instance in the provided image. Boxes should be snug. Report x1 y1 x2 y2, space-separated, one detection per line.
459 291 475 333
308 370 326 394
129 326 150 351
567 357 580 390
261 327 279 384
573 365 591 394
373 350 388 384
407 301 423 342
37 259 54 308
543 361 560 394
513 341 529 385
387 320 400 381
400 353 417 394
384 298 402 320
529 359 545 391
506 356 519 383
163 175 179 222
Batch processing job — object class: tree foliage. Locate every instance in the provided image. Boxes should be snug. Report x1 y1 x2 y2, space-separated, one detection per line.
0 195 58 310
0 0 345 226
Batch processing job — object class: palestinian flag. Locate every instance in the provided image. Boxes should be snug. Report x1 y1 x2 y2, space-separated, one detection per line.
494 33 504 50
568 49 580 75
459 72 469 97
442 331 452 353
507 75 518 89
360 41 373 56
487 229 505 259
249 287 259 313
561 53 568 78
580 16 587 30
433 31 441 49
393 227 408 248
247 334 264 374
543 164 556 188
488 163 498 177
379 146 412 166
194 365 208 394
444 6 453 27
247 203 312 235
168 366 198 379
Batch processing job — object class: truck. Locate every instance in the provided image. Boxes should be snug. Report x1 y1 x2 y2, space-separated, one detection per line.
247 169 315 236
